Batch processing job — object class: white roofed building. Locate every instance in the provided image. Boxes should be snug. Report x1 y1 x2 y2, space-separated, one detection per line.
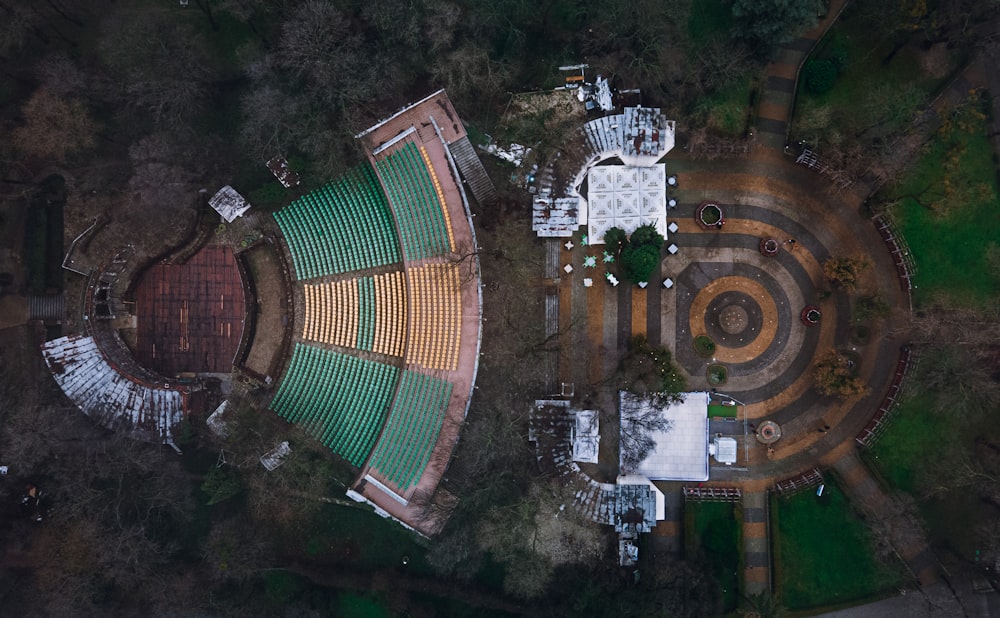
208 185 252 223
586 164 667 244
620 391 710 482
531 106 675 240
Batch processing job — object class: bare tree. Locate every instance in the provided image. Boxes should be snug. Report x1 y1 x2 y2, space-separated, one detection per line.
619 394 672 473
11 88 97 163
812 349 869 399
99 11 214 130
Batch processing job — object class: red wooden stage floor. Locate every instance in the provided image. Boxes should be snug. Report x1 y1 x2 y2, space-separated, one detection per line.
133 245 245 376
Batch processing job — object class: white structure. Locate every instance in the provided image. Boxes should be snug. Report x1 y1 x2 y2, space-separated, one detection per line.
572 409 600 463
587 164 667 244
206 400 230 438
260 441 291 471
208 185 252 223
532 107 675 238
40 335 186 449
620 391 709 481
711 436 738 465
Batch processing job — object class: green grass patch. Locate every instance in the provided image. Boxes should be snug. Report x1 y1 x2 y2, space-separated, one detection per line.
685 501 741 611
867 394 950 493
707 364 728 386
884 109 1000 307
693 335 716 358
696 76 755 137
708 403 737 419
773 479 902 609
302 503 429 574
336 591 393 618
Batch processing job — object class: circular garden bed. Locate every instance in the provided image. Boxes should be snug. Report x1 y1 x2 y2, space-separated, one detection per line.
759 238 780 257
801 305 822 327
707 363 728 386
693 335 716 358
696 201 725 230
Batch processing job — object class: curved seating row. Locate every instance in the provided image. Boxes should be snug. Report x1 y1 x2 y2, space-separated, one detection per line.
303 273 405 355
302 279 358 349
406 264 462 371
375 141 452 261
418 145 456 250
368 370 453 492
274 165 401 280
270 343 399 467
373 271 407 357
40 335 185 445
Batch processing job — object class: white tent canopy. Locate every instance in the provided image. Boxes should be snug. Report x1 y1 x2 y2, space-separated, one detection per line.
587 164 667 244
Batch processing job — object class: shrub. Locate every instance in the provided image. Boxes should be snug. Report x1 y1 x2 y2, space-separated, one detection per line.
622 244 661 283
693 335 716 358
803 59 837 95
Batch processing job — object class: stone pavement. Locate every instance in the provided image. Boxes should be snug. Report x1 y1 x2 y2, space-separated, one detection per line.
742 489 771 595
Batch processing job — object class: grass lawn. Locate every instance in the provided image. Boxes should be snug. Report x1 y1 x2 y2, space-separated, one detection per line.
302 503 430 574
868 393 1000 561
773 481 902 610
708 403 737 419
696 76 755 136
867 394 950 494
792 5 958 145
685 501 741 612
883 108 1000 307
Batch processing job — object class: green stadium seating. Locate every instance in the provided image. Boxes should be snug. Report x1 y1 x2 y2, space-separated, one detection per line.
374 142 451 261
273 164 402 280
268 345 400 467
368 370 453 492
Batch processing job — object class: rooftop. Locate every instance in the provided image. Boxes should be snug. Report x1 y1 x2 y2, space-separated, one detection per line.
620 391 710 481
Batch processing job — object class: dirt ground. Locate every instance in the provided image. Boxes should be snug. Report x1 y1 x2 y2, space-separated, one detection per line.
241 242 287 379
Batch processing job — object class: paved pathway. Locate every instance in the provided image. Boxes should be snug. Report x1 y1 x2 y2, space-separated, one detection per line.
742 489 771 595
754 0 850 149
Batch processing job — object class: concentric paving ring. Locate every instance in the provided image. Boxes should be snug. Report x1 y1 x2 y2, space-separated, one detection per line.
688 276 778 364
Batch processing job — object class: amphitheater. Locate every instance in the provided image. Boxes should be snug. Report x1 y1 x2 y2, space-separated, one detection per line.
40 90 488 536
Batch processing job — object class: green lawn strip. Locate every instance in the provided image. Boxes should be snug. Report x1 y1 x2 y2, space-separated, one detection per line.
685 501 741 611
888 120 1000 307
772 480 902 610
336 591 394 618
708 403 737 419
302 503 430 574
866 394 950 494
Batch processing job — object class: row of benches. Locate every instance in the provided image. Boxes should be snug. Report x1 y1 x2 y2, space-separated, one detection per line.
372 270 408 358
376 141 452 261
874 215 917 297
405 264 462 371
